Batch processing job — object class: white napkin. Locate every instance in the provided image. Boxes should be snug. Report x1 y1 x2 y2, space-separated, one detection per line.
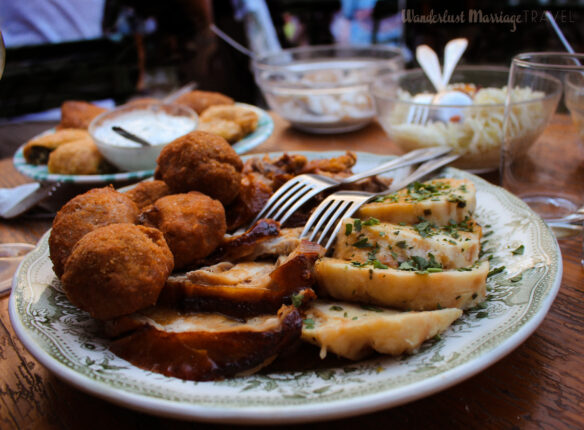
0 183 42 218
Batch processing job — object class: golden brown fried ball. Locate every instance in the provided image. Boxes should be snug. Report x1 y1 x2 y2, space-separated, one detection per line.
23 129 92 165
140 191 226 269
47 140 115 175
125 180 172 210
49 186 140 278
57 101 107 130
61 223 174 320
154 131 243 205
174 90 234 114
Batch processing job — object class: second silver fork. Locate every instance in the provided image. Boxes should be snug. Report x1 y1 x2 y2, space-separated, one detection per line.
300 153 460 250
249 146 452 227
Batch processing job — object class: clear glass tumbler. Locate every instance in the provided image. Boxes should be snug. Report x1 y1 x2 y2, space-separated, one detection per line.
501 52 584 222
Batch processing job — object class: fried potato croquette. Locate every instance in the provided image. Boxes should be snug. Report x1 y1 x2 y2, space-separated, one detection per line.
200 105 259 135
125 180 172 210
58 100 108 130
154 131 243 205
197 118 244 143
174 90 234 114
23 129 92 165
61 223 174 320
140 191 226 269
49 186 140 278
47 140 115 175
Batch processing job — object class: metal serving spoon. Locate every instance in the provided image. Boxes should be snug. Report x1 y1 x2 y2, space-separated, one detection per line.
111 126 152 147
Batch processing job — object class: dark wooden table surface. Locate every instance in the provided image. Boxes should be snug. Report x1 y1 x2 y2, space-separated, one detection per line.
1 114 582 429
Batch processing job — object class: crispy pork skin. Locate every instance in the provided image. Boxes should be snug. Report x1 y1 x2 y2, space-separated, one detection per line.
108 305 302 381
160 241 324 318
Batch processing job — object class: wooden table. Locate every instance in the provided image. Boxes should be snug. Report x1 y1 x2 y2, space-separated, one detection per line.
1 114 582 429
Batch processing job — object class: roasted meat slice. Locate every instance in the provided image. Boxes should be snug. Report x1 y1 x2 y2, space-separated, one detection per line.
107 304 302 381
197 219 301 267
226 173 273 231
160 240 324 318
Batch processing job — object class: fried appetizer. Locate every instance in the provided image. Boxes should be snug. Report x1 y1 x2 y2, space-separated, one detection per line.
174 90 234 114
61 223 174 320
49 186 140 278
140 191 226 269
47 140 115 175
197 118 244 143
198 105 259 143
23 128 92 165
58 100 107 130
125 180 172 210
106 304 302 381
154 131 243 205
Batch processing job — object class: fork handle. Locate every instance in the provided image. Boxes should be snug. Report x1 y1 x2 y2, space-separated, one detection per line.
341 147 452 184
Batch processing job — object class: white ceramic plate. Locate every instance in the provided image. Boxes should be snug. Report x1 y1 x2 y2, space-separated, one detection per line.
9 151 562 424
12 104 274 184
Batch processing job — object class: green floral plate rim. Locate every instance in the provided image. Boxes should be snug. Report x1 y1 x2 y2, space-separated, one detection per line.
9 151 562 424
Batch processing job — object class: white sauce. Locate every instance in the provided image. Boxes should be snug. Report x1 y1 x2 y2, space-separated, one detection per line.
93 110 196 147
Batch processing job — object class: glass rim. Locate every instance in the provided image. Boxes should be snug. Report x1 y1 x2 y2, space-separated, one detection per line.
512 52 584 71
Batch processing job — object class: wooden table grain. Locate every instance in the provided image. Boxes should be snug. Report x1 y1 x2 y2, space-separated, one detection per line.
1 114 582 429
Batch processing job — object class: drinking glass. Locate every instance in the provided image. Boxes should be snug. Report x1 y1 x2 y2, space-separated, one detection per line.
501 52 584 222
0 29 36 295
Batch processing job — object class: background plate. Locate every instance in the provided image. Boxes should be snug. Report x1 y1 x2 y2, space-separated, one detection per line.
12 103 273 184
9 151 561 424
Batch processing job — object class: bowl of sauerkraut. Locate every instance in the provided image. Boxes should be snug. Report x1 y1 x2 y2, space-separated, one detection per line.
373 66 559 172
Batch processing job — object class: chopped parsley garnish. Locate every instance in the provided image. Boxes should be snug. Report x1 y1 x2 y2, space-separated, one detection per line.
291 293 304 308
398 253 443 274
330 305 344 311
345 223 352 236
511 245 525 255
363 217 380 226
353 219 362 233
353 237 372 248
303 318 315 329
487 266 505 278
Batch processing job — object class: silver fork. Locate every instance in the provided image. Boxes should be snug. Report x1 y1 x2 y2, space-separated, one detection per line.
300 153 460 250
406 93 434 125
249 146 452 227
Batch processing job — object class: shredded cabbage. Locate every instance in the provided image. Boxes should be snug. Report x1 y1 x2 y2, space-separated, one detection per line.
384 87 553 171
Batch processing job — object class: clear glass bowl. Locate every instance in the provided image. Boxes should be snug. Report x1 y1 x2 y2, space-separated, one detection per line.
373 66 560 173
253 45 404 134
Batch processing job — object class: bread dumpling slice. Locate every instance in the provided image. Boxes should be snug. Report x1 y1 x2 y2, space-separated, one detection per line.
334 217 481 270
301 301 462 360
314 257 488 311
358 178 476 226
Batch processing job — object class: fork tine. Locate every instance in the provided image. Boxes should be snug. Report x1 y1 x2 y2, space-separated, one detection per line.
324 201 364 250
314 200 353 246
300 197 338 240
308 199 343 243
271 183 314 221
420 106 429 124
254 179 304 221
278 187 324 225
